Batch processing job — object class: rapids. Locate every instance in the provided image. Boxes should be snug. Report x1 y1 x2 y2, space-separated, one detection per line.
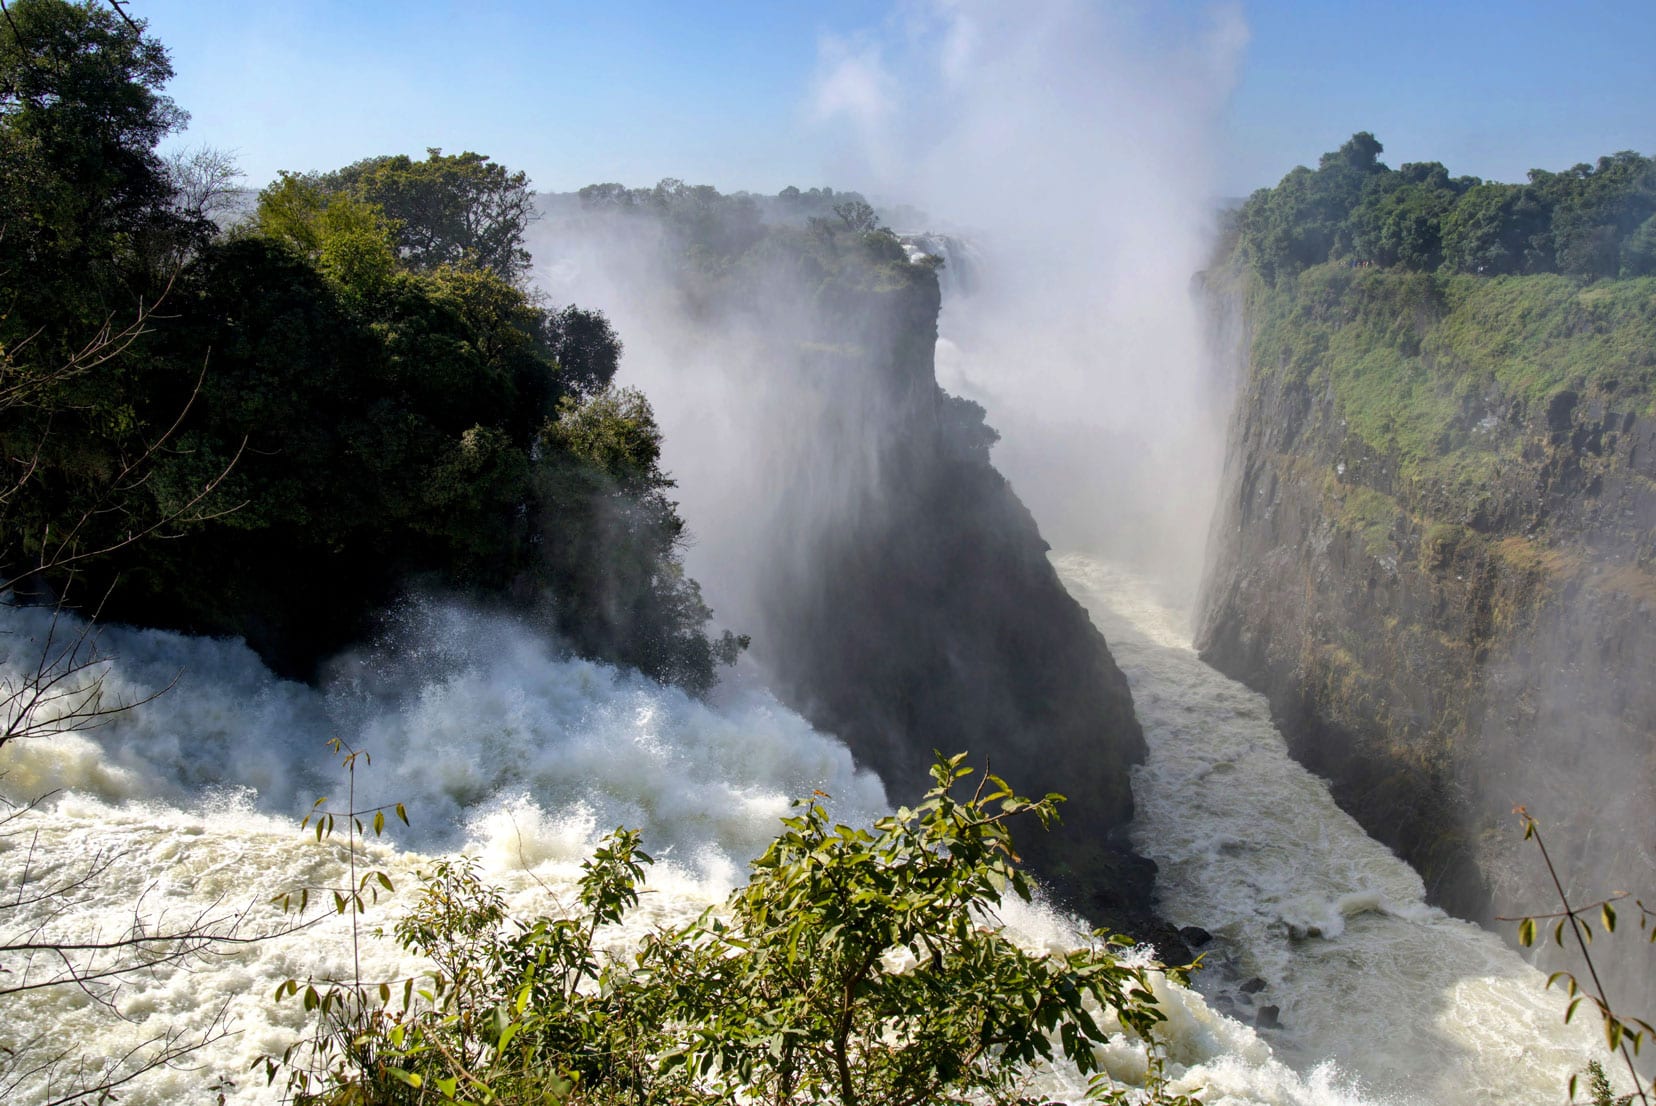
1055 553 1623 1105
0 577 1620 1105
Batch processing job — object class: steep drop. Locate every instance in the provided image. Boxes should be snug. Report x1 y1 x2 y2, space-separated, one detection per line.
1195 261 1656 1011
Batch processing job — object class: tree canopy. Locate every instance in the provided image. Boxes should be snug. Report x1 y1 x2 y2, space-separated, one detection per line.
1230 133 1656 281
322 148 538 283
0 0 741 694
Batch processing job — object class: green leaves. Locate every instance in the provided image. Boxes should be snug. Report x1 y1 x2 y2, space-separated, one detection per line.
1231 133 1656 280
1510 811 1652 1106
639 753 1182 1106
266 755 1191 1106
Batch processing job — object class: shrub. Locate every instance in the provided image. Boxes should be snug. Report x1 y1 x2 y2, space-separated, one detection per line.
268 754 1198 1105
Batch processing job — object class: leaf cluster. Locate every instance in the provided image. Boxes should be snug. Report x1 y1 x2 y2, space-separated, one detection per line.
648 754 1189 1106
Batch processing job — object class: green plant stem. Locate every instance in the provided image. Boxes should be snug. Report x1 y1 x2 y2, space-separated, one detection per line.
1532 820 1649 1105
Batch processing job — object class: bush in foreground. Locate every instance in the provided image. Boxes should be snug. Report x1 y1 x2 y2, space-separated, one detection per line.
268 754 1199 1105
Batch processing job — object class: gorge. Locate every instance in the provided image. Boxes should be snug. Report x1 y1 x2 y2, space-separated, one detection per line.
3 4 1653 1103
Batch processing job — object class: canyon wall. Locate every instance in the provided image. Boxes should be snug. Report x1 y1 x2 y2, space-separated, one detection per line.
1197 262 1656 999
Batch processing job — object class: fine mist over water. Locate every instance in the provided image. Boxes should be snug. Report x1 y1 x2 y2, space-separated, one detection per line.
533 3 1249 621
809 1 1248 604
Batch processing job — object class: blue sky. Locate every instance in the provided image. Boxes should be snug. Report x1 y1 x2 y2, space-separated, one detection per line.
136 1 1653 200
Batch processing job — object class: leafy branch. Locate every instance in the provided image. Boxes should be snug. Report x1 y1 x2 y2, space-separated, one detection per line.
1506 806 1651 1105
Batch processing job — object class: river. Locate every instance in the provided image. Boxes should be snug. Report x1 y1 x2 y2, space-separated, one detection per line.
0 567 1616 1104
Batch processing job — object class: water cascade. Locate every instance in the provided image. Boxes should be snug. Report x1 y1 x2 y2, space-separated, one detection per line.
3 598 1398 1106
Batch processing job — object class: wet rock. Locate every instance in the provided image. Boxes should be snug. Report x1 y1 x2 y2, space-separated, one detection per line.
1179 925 1213 948
1255 1004 1281 1030
1195 267 1656 1008
1240 977 1268 994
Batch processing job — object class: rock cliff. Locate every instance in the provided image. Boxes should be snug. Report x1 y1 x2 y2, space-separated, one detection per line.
1197 261 1656 999
533 199 1155 930
756 249 1148 911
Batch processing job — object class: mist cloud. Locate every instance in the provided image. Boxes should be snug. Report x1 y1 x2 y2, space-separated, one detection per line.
813 0 1250 606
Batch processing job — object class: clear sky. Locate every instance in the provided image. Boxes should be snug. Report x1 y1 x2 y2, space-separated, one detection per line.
134 0 1654 200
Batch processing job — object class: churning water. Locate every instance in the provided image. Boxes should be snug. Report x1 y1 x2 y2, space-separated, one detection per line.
0 576 1616 1105
1055 553 1620 1106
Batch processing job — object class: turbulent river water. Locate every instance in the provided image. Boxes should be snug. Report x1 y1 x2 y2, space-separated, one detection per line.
0 562 1614 1105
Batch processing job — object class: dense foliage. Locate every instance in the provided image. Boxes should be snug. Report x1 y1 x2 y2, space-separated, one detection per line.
0 0 740 691
271 755 1196 1106
572 177 894 273
1232 132 1656 281
319 149 538 283
1215 134 1656 505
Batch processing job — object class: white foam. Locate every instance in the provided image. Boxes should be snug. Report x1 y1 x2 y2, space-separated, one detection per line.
2 597 1402 1105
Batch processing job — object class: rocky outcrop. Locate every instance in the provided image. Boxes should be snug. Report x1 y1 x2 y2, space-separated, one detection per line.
534 200 1153 927
1197 263 1656 1000
723 232 1151 921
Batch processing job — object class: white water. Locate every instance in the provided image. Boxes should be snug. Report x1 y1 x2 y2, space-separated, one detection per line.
1055 553 1623 1106
3 596 1405 1106
1 571 1621 1106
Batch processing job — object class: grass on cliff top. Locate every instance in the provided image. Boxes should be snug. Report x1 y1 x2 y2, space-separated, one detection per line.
1242 264 1656 494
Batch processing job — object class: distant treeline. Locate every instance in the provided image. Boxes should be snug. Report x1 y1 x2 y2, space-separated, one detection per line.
553 178 932 270
1230 132 1656 280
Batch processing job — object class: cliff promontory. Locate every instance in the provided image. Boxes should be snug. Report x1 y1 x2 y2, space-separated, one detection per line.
538 185 1154 927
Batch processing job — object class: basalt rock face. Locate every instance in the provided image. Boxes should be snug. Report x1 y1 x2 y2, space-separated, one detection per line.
1196 262 1656 1001
728 236 1150 916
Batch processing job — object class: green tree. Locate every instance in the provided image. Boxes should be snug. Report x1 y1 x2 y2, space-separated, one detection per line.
1234 133 1390 280
1439 182 1536 274
1345 162 1470 271
654 755 1195 1106
534 387 745 694
1622 213 1656 278
325 148 536 283
544 304 622 398
0 0 226 607
0 0 192 323
254 172 399 298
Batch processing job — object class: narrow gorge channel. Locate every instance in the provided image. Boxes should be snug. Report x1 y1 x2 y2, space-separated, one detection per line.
1055 553 1610 1105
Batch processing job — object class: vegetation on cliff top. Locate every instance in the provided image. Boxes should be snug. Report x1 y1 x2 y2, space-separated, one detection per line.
1230 131 1656 282
1237 262 1656 492
1215 135 1656 506
0 0 741 691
